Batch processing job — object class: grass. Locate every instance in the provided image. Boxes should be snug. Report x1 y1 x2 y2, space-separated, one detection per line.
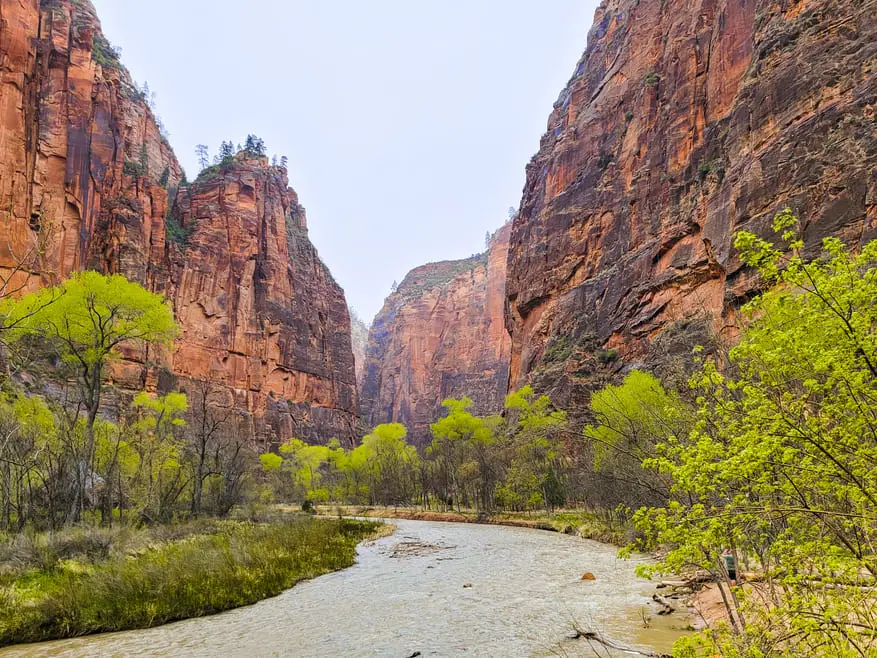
0 517 382 647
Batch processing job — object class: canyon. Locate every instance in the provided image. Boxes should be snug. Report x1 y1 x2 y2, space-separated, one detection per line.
360 225 511 446
0 0 358 446
505 0 877 413
1 0 875 448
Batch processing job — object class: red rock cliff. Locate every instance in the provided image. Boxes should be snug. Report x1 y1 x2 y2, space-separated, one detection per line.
506 0 877 410
165 156 358 447
0 0 181 292
361 225 512 446
0 0 358 445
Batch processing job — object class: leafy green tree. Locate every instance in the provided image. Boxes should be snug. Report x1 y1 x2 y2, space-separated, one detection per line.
428 398 495 511
355 424 420 506
584 370 681 506
625 211 877 656
130 392 188 523
0 393 64 530
4 272 177 521
502 387 568 511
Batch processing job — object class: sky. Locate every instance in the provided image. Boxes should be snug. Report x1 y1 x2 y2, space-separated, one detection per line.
90 0 600 323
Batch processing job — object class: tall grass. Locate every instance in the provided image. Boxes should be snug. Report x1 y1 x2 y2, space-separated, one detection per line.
0 518 380 646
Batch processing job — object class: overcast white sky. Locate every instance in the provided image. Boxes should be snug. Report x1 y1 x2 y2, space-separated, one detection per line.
91 1 600 323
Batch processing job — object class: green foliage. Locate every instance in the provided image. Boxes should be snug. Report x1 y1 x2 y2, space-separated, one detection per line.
5 272 178 376
122 160 144 178
0 518 380 645
394 254 487 301
613 211 877 656
643 71 661 86
2 272 178 524
596 348 618 364
541 335 572 365
165 217 194 247
243 135 266 157
696 158 726 184
91 33 121 69
194 164 223 184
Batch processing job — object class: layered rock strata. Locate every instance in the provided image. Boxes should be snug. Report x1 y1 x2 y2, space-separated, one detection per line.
506 0 877 410
0 0 358 445
361 225 512 446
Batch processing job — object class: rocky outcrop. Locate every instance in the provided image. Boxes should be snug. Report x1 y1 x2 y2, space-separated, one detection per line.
163 156 359 447
506 0 877 411
0 0 358 446
361 225 512 446
349 310 369 387
0 0 181 293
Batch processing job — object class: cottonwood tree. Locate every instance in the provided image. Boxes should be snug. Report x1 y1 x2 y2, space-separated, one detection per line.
4 272 177 521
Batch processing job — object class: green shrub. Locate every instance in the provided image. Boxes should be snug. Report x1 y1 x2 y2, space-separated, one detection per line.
165 217 194 247
596 348 618 364
122 160 144 177
91 34 121 69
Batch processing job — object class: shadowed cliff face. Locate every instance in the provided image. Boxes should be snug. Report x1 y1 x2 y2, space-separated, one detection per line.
0 0 358 446
165 157 359 448
506 0 877 411
361 225 512 446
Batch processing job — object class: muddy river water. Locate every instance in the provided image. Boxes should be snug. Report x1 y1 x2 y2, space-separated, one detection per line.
2 519 688 657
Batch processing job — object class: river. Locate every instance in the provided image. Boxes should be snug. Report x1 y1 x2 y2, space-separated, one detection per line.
2 519 688 657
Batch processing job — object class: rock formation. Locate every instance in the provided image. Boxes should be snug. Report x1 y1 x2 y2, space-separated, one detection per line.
361 225 512 446
349 310 369 387
506 0 877 412
165 156 359 447
0 0 358 446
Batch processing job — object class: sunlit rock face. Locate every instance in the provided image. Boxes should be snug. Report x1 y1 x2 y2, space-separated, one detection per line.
0 0 358 446
361 224 512 446
506 0 877 412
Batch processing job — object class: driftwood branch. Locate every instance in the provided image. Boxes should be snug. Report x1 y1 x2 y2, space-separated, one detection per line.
570 624 670 658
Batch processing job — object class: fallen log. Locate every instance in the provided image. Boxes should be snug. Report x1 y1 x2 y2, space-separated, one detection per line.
570 628 670 657
651 593 676 615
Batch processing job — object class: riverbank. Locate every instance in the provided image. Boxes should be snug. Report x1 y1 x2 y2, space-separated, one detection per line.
315 505 628 545
0 516 384 647
0 517 688 657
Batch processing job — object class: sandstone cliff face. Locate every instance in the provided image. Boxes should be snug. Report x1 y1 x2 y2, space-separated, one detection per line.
0 0 358 446
0 0 181 294
506 0 877 410
166 157 358 447
361 225 512 445
349 311 369 387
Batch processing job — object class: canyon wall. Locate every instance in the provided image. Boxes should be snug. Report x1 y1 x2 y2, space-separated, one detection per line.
0 0 358 446
361 225 512 446
506 0 877 411
349 311 369 387
164 157 359 448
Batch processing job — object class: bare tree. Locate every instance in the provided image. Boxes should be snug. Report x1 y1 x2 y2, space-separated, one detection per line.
184 380 231 517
